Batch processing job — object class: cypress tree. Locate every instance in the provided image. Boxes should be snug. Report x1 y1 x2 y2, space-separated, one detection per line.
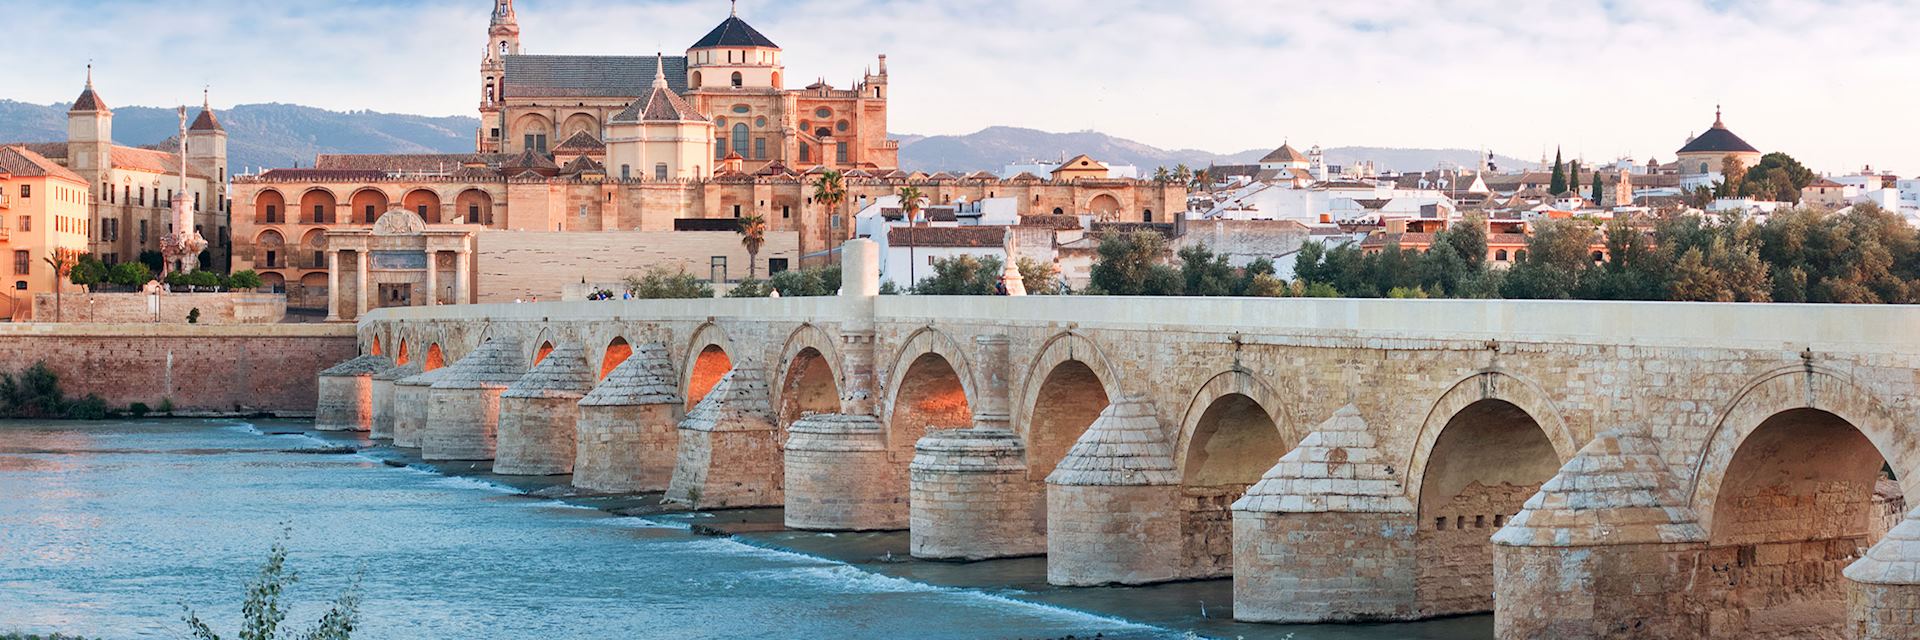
1549 148 1567 195
1592 171 1605 204
1570 160 1582 196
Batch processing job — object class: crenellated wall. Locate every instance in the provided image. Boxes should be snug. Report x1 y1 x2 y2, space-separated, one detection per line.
346 279 1920 639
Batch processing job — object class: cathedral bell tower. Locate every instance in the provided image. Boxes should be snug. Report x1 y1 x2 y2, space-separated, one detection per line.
478 0 520 153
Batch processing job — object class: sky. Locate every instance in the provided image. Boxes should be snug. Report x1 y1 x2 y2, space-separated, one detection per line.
6 0 1918 173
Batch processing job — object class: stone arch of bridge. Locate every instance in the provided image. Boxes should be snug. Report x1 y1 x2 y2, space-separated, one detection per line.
598 336 633 380
525 325 576 366
1404 369 1574 618
394 338 410 366
1685 365 1917 635
682 322 739 410
883 327 977 458
1403 370 1578 506
1690 365 1919 537
424 342 447 371
369 335 383 357
1172 369 1296 578
1016 331 1121 480
773 324 845 427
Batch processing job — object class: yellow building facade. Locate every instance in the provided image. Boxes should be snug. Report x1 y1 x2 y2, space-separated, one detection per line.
0 146 95 319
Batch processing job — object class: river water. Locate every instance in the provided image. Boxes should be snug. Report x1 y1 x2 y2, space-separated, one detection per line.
0 421 1489 639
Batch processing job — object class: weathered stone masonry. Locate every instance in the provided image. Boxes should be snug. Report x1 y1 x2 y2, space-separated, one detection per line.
343 245 1920 639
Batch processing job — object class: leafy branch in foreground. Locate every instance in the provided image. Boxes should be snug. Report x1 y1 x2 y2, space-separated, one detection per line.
181 536 363 640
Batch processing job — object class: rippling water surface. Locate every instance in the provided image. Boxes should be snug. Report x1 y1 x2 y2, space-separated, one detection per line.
0 421 1165 639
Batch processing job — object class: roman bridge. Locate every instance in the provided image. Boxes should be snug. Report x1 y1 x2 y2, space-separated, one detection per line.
316 244 1920 639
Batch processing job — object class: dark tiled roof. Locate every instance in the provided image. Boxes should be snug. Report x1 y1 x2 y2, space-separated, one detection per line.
1260 143 1307 164
503 55 689 98
1677 118 1759 155
889 225 1005 248
691 16 779 49
561 155 605 175
552 131 605 153
754 161 797 177
189 108 223 132
1019 215 1083 231
70 85 107 113
611 84 708 123
503 149 559 171
0 146 86 182
315 153 503 171
255 169 390 182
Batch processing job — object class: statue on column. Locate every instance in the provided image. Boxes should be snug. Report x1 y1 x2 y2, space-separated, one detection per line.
998 227 1026 296
160 106 208 277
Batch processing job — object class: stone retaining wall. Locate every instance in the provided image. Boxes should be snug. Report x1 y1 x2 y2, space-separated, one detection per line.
0 323 354 414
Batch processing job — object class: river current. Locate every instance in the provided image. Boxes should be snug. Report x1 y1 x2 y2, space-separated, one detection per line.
0 420 1490 639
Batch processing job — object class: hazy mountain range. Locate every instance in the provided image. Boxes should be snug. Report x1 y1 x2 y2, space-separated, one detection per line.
0 101 1531 175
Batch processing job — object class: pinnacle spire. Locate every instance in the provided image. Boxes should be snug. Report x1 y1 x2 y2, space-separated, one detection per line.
86 63 93 89
653 52 668 89
1714 104 1724 128
731 0 738 17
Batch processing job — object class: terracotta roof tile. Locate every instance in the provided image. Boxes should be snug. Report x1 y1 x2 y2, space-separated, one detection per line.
0 146 86 183
889 225 1007 248
314 153 504 172
110 146 208 179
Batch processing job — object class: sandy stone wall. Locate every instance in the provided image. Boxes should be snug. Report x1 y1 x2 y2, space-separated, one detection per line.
0 323 354 414
474 230 800 303
1416 481 1539 617
32 292 286 324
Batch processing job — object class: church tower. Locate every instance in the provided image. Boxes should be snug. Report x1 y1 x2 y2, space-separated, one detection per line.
66 66 113 183
478 0 520 153
685 2 785 91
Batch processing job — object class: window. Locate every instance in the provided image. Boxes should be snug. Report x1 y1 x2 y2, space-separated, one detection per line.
312 250 323 268
18 216 28 232
836 120 849 133
13 250 28 275
732 124 750 158
798 144 810 163
266 204 279 223
313 204 327 223
1143 209 1154 222
709 256 728 283
814 107 832 119
138 187 146 206
621 165 631 180
364 205 376 221
781 205 790 219
19 185 29 198
716 138 727 160
754 138 766 160
266 250 278 268
754 116 766 128
836 142 848 163
469 204 481 221
139 220 147 243
416 205 429 217
769 258 789 275
525 134 548 153
830 214 842 230
732 105 750 114
730 72 743 88
655 163 669 180
732 204 742 217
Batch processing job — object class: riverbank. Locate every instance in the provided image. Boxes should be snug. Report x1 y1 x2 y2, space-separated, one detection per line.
273 420 1490 640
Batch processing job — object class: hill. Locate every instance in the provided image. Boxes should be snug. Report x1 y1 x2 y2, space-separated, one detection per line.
0 101 477 172
894 126 1533 174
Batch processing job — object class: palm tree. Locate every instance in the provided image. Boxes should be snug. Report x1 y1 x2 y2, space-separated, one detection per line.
1153 166 1170 184
737 214 768 280
897 186 925 288
1173 164 1192 184
811 169 846 241
43 249 80 322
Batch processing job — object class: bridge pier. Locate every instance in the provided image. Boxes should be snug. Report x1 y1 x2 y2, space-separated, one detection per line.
1232 405 1417 622
666 367 781 509
1046 398 1184 586
909 427 1042 559
573 342 683 493
1491 430 1708 639
391 366 450 448
785 414 900 530
369 363 421 440
1845 507 1920 640
314 355 395 432
494 344 594 476
423 338 526 461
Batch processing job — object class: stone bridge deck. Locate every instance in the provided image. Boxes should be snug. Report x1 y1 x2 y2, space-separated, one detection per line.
324 253 1920 639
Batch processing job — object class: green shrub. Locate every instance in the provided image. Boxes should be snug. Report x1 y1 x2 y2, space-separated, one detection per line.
181 538 362 640
188 308 202 324
69 255 108 287
107 262 152 288
726 279 770 298
0 363 66 419
227 270 264 290
622 267 714 299
158 398 175 415
129 402 151 418
64 395 108 420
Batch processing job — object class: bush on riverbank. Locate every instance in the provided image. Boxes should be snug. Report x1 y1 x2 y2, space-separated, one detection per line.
0 362 115 420
182 538 362 640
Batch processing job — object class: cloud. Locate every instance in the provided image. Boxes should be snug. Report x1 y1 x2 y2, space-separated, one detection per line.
9 0 1916 172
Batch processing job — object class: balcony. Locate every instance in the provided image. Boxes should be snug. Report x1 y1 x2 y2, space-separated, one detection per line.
0 193 9 209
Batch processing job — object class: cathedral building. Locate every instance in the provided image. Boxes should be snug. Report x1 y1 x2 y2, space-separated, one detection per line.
229 1 1183 319
476 0 896 174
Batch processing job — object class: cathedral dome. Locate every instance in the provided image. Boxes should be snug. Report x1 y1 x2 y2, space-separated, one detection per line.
1677 109 1758 155
692 15 779 50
